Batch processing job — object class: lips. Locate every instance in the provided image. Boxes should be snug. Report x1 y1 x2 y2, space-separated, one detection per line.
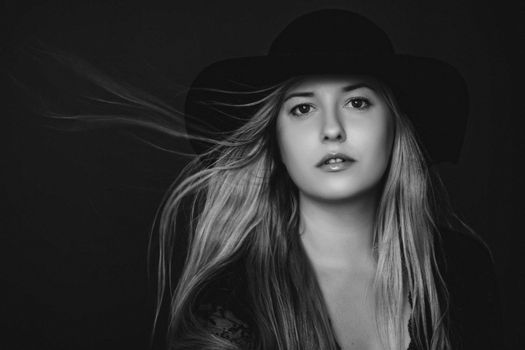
316 152 355 167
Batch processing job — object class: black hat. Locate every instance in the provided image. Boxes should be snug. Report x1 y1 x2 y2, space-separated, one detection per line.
185 9 469 164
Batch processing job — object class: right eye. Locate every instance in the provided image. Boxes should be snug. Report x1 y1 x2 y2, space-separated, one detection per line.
290 103 315 117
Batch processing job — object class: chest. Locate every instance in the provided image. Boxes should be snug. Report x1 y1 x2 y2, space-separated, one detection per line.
317 274 411 350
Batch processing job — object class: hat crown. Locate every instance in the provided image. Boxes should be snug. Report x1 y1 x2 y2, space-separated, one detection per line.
269 9 395 56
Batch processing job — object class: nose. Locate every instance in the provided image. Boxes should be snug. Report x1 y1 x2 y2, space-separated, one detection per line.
320 108 346 143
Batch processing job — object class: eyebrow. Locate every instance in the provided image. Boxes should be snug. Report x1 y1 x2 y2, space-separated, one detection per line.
282 83 376 103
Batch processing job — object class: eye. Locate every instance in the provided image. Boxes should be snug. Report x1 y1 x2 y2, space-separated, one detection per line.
290 103 315 117
346 97 371 110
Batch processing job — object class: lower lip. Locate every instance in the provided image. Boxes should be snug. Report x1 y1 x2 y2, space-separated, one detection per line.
318 160 355 172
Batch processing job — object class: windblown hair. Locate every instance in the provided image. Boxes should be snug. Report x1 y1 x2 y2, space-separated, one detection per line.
155 78 454 350
8 48 458 350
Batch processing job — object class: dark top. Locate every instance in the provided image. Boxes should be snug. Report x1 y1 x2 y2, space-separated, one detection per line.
195 227 502 349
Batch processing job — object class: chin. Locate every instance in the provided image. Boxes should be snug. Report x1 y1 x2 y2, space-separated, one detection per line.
323 190 369 202
306 181 381 203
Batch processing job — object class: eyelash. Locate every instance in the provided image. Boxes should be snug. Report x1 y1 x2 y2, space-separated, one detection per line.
346 97 372 110
289 97 372 117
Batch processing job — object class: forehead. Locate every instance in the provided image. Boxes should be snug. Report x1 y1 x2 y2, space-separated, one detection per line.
285 74 381 93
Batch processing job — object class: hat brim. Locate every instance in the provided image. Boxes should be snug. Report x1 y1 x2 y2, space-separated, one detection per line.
185 53 469 164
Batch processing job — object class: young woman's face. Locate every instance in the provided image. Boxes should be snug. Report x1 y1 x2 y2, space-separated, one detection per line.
276 75 394 203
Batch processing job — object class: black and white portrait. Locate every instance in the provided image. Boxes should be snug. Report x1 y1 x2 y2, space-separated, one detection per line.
4 1 522 349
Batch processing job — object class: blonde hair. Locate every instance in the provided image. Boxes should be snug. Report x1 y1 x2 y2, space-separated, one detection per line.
153 77 453 350
373 83 450 350
9 47 464 350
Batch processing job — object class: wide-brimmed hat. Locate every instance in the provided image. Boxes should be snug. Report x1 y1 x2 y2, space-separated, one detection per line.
185 9 469 164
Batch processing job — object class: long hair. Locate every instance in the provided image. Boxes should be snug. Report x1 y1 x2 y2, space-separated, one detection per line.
9 48 456 349
373 84 451 350
155 77 454 350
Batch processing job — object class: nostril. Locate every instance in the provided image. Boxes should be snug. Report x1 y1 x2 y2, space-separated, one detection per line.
322 133 345 142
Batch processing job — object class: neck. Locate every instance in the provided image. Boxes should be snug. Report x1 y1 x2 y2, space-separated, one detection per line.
299 190 379 273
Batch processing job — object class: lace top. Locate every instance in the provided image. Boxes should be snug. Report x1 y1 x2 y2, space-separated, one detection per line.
198 302 255 349
198 299 416 350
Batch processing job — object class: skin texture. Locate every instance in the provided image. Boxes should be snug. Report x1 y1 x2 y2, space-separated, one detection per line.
276 75 394 207
275 75 397 350
275 75 395 272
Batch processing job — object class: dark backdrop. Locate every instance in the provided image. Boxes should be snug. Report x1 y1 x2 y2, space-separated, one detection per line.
3 1 523 349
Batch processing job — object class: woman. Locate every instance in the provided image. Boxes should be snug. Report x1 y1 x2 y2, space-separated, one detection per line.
154 9 500 350
7 8 500 350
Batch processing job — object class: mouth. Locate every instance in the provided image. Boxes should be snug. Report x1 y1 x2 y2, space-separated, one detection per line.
316 152 356 167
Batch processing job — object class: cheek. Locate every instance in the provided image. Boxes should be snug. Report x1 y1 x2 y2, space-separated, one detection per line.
381 116 395 160
353 113 394 172
276 117 311 174
275 118 288 161
277 126 300 168
372 122 393 156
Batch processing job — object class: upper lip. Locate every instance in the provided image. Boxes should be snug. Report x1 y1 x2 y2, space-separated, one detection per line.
316 152 355 167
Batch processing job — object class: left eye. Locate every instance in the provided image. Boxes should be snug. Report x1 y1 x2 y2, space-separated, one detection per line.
347 98 371 110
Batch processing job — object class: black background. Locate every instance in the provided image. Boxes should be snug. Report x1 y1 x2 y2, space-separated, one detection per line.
3 1 523 349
